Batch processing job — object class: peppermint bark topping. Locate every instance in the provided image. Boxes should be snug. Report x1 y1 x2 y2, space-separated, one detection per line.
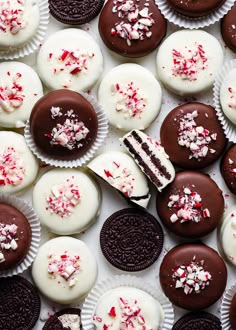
177 110 217 160
45 108 89 150
111 82 146 118
172 44 208 81
173 259 212 295
0 223 18 263
0 0 26 35
103 161 135 197
111 0 154 46
0 73 25 113
168 187 210 224
228 86 236 109
0 147 25 186
46 177 81 218
48 252 80 287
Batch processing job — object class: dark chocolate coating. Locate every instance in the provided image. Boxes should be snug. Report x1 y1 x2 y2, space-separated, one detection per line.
166 0 226 17
156 171 224 239
0 276 41 330
43 308 81 330
160 102 227 169
49 0 105 25
98 0 167 58
159 244 227 310
221 2 236 53
30 89 98 161
0 203 31 271
173 311 222 330
100 208 164 271
230 294 236 330
221 144 236 194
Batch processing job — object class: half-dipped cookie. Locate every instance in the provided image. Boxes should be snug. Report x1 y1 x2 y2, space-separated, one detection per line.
43 308 81 330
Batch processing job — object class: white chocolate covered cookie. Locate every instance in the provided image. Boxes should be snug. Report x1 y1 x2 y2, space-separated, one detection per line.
220 68 236 125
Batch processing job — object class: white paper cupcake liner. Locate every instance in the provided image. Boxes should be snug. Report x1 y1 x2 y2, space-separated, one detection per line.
220 282 236 329
155 0 234 29
24 92 109 168
81 274 174 330
213 59 236 143
0 193 40 277
0 0 49 60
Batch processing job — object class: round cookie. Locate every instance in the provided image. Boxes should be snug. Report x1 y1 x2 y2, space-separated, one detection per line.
0 275 40 330
160 102 227 169
43 308 81 330
0 0 40 50
220 68 236 125
49 0 104 25
93 287 164 329
230 294 236 330
156 30 224 96
0 203 31 271
33 168 100 235
166 0 226 17
32 237 97 304
221 2 236 53
221 144 236 194
159 244 227 310
100 208 164 271
0 131 38 195
173 311 222 330
29 89 98 162
98 0 167 58
156 171 224 239
0 61 43 128
37 28 103 92
98 63 162 131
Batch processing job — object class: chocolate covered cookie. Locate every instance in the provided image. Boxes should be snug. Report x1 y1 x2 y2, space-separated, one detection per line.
230 294 236 330
221 144 236 194
173 311 222 330
100 208 164 271
43 308 81 330
221 2 236 53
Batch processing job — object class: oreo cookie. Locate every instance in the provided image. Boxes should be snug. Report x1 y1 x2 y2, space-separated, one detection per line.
49 0 105 25
100 208 164 271
0 276 41 330
43 308 81 330
173 311 222 330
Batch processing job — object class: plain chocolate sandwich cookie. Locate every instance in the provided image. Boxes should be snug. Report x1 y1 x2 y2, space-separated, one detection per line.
173 311 222 330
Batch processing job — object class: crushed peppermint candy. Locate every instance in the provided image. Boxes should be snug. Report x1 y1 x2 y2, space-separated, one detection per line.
0 73 25 113
50 106 62 119
46 177 81 218
173 259 212 295
172 43 208 81
45 108 89 150
0 147 25 186
111 82 146 118
103 161 135 197
0 0 26 35
228 86 236 109
168 187 210 223
177 110 217 160
111 0 154 46
0 223 18 263
48 252 80 287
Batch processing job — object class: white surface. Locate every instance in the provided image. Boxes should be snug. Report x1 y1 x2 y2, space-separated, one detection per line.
1 7 236 329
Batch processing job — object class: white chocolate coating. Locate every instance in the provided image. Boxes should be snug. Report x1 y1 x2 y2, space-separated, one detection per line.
0 61 43 128
33 168 100 235
0 131 38 195
98 63 162 131
93 287 164 330
219 205 236 266
32 237 97 304
156 30 223 96
0 0 40 50
220 68 236 125
37 28 103 92
87 151 150 208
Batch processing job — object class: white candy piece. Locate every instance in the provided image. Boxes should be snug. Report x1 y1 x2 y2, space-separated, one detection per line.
156 30 223 96
220 68 236 125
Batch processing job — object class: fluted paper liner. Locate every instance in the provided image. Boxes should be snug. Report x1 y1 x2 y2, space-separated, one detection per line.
81 275 174 330
220 282 236 329
24 92 109 168
0 0 49 60
213 59 236 143
155 0 234 29
0 193 40 277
